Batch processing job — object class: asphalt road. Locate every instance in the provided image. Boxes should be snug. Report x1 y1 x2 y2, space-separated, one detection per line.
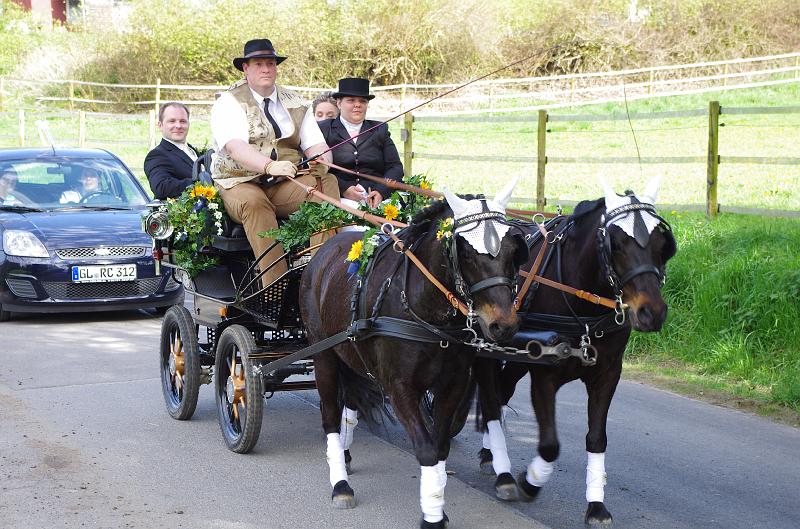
1 308 798 529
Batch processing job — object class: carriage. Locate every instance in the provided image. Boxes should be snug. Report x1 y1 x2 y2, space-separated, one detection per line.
143 155 675 528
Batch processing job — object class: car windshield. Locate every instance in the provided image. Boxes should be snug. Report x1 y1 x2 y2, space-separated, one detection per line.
0 158 149 209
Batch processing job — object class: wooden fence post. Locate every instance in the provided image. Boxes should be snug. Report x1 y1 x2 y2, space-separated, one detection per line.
68 80 75 111
148 109 156 149
154 77 161 118
706 101 720 218
78 111 86 147
536 109 548 211
18 109 25 147
648 70 654 94
0 77 4 111
402 112 413 176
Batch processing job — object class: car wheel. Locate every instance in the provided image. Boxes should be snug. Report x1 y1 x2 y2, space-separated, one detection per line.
159 306 201 420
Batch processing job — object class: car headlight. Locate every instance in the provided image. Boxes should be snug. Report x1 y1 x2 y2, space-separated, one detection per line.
2 230 49 257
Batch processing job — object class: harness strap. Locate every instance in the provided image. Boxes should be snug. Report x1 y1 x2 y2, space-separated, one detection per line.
470 276 514 296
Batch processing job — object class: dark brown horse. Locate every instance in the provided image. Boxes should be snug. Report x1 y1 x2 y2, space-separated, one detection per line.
299 184 529 529
474 177 676 526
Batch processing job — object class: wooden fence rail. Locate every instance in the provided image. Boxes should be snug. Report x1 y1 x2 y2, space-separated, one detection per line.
404 101 800 218
3 102 799 218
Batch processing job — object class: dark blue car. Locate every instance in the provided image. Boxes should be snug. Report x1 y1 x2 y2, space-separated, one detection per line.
0 148 183 320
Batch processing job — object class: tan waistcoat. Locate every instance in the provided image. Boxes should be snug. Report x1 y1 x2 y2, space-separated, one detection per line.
212 81 309 189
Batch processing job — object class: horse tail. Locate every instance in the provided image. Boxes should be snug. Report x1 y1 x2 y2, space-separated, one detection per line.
336 359 393 427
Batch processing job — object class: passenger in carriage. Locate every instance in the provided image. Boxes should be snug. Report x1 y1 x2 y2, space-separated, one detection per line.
210 38 339 287
312 91 338 121
144 102 199 200
317 77 404 209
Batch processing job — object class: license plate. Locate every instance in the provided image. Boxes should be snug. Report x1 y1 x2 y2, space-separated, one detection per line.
71 264 137 283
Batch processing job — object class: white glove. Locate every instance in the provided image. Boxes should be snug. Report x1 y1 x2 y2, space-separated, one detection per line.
265 160 297 177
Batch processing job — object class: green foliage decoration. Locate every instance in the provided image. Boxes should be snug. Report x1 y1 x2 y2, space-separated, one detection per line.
161 182 228 277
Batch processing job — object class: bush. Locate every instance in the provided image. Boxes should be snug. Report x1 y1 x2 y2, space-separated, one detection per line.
0 1 46 76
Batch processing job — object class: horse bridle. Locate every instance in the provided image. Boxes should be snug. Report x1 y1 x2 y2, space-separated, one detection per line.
446 201 520 308
596 202 672 306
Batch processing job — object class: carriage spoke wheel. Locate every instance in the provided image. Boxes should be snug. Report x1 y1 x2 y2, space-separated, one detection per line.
215 325 264 453
159 306 201 420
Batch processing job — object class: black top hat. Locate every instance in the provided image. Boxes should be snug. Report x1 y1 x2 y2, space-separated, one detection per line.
331 78 375 100
233 39 287 71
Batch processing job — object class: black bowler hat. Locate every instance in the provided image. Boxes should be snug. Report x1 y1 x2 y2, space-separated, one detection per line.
331 77 375 100
233 39 287 71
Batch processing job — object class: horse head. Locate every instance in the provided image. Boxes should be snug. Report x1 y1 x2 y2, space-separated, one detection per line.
598 176 677 332
442 178 529 343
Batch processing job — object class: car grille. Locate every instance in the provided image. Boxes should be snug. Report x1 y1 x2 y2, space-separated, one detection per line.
41 278 162 299
56 246 148 259
164 274 181 291
5 278 38 299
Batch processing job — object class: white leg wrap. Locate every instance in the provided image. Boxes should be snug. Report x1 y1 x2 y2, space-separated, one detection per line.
482 430 491 450
486 420 511 475
326 433 348 487
420 461 447 523
525 455 554 487
340 407 358 450
586 452 607 503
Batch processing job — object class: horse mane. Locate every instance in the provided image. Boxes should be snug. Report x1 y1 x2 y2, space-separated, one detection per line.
402 198 454 242
570 197 605 223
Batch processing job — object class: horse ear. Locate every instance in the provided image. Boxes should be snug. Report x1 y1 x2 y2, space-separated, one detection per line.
640 175 661 204
443 188 469 218
597 175 627 211
492 176 519 210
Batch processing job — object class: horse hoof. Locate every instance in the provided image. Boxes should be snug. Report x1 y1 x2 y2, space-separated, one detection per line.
344 449 353 475
494 472 519 501
331 480 356 509
478 448 494 475
516 472 542 502
585 502 613 526
420 512 449 528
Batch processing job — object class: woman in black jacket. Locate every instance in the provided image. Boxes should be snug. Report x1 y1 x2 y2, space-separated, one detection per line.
317 78 404 208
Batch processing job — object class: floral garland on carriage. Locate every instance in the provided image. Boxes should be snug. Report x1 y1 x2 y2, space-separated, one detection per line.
157 182 229 277
266 174 435 276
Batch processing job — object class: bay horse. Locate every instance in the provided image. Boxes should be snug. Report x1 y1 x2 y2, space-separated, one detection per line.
474 176 677 526
299 182 529 529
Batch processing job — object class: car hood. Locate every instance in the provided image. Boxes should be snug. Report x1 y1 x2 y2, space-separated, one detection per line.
1 208 148 248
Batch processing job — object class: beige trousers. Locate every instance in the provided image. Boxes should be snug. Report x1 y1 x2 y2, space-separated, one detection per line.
218 173 340 287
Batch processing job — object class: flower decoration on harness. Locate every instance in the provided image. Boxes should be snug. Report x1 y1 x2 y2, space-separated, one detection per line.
345 227 383 277
161 182 228 277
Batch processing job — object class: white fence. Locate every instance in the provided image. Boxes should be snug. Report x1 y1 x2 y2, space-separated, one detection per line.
0 51 798 117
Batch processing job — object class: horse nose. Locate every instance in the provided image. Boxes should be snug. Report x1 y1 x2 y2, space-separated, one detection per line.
636 304 667 332
488 319 518 344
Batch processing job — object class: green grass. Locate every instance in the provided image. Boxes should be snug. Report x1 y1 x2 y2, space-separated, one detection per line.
626 211 800 411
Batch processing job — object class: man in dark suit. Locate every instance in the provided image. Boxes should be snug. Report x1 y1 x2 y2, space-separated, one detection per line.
317 78 403 208
144 102 199 199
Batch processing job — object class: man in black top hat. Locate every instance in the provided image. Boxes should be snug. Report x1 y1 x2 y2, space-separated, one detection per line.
210 38 337 287
317 77 403 208
144 102 199 199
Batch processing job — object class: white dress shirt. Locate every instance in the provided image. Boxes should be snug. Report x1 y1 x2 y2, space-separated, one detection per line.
339 116 363 143
165 138 197 162
211 87 324 154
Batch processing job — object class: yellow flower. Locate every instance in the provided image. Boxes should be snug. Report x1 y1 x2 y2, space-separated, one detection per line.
383 203 399 221
189 184 217 200
420 181 431 190
442 217 453 228
436 230 444 240
347 240 363 261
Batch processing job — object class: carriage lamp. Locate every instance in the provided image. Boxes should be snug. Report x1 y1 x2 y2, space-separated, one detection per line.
143 210 174 240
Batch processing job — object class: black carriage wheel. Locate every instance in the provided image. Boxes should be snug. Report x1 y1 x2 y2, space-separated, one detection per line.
214 325 264 453
159 306 201 420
